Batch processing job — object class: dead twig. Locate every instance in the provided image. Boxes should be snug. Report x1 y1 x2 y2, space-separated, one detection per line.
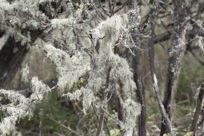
95 107 105 136
46 115 81 136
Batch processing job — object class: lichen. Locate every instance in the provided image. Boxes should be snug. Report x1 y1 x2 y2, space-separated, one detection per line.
0 77 51 134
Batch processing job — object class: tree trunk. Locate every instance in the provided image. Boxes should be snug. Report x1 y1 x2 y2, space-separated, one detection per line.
132 50 146 136
191 81 204 135
160 1 187 135
0 37 28 89
128 1 146 136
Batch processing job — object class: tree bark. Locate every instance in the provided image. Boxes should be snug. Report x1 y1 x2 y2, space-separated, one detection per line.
191 81 204 135
147 1 174 135
160 1 187 135
132 49 146 136
128 1 146 136
0 37 28 89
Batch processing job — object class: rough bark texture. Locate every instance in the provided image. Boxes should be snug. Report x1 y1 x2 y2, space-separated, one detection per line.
128 1 146 136
147 1 174 135
191 81 204 136
161 32 187 135
132 50 146 136
160 0 187 135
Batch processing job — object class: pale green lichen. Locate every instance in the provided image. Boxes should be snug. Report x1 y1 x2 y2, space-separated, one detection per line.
0 77 51 134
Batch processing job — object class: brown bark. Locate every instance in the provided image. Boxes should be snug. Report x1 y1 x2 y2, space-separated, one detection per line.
132 49 146 136
147 1 174 135
160 28 187 136
160 1 187 135
191 81 204 135
95 108 105 136
128 1 146 136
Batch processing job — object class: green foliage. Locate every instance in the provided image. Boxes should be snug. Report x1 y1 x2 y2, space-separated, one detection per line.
173 105 194 135
71 77 87 92
110 129 120 136
74 2 86 9
0 110 5 120
184 131 194 136
177 72 190 101
19 92 78 134
163 133 171 136
177 53 204 102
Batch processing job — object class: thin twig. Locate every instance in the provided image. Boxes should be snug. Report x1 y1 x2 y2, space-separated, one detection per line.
95 108 105 136
46 115 81 136
191 81 204 134
189 48 204 66
147 2 174 135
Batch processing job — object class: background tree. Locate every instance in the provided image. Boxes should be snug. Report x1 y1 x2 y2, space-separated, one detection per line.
0 0 204 136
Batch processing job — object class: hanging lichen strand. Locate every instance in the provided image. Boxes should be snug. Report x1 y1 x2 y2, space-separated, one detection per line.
0 77 51 134
43 13 141 136
0 0 142 135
